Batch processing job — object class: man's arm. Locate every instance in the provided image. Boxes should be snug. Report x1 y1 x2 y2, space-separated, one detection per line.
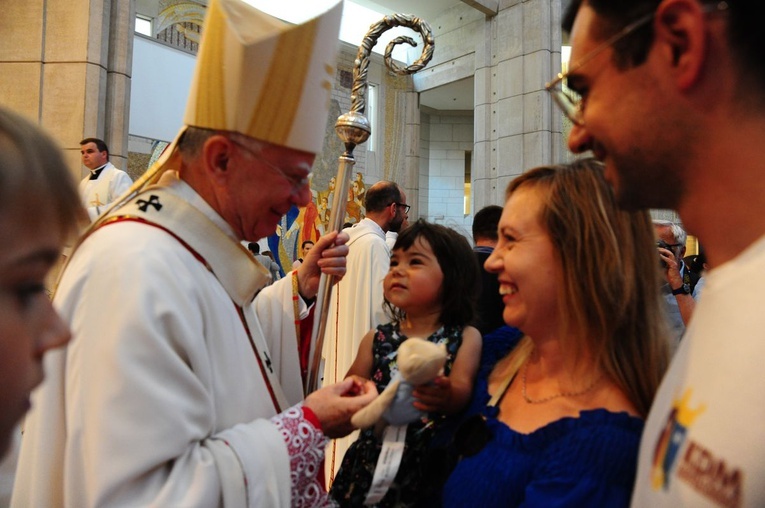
659 247 697 325
58 229 292 506
14 225 370 507
673 292 696 326
294 230 349 299
254 230 350 402
108 169 134 204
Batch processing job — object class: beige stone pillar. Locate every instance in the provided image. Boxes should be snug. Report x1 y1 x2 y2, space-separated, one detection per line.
402 90 421 219
472 0 563 211
105 0 136 172
473 15 499 206
0 0 134 180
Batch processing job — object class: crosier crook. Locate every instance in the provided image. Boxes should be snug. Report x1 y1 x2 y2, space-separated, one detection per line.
304 14 435 394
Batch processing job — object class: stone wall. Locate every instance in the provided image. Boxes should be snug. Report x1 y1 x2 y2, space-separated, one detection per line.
419 109 474 237
0 0 134 181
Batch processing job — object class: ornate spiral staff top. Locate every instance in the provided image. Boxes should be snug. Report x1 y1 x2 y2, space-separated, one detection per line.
305 14 435 395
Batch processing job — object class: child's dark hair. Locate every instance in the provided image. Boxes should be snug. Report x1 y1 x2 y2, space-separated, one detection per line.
385 219 480 327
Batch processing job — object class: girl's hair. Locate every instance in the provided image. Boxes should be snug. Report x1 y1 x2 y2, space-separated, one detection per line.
385 219 480 327
0 107 84 234
502 158 669 417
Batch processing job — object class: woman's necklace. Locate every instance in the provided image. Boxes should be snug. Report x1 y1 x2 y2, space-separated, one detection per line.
521 360 603 404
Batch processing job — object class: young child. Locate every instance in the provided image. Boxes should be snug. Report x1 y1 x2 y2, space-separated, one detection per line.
0 106 83 455
330 219 482 507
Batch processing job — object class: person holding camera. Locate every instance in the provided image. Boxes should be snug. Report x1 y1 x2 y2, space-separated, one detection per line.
654 220 699 350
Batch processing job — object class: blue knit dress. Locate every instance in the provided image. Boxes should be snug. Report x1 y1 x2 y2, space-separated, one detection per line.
443 327 644 507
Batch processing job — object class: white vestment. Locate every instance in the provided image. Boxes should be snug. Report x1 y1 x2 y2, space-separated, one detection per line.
385 230 398 250
13 173 317 507
78 161 133 221
322 218 390 482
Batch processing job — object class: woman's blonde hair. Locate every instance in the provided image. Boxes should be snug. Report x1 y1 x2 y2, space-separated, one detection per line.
0 107 84 235
502 158 669 417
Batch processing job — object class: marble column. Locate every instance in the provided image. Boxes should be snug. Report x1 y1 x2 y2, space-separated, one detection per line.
474 0 563 210
0 0 134 179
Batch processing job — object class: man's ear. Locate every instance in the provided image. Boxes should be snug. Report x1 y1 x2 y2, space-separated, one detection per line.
202 135 234 186
653 0 708 91
388 202 398 222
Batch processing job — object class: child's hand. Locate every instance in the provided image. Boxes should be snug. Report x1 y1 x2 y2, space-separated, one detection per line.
412 375 452 413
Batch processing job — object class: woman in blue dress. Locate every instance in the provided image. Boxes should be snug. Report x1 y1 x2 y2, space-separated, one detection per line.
444 159 670 507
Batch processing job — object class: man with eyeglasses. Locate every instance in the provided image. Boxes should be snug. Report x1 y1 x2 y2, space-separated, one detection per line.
557 0 764 506
654 220 700 349
12 1 378 507
323 180 409 482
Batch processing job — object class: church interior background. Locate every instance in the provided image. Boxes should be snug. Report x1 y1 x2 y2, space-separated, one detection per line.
0 0 691 274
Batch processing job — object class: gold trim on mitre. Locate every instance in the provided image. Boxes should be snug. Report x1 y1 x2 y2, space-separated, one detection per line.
93 0 342 227
187 0 342 154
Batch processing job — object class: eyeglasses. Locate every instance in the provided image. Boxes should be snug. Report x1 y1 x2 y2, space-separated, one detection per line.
657 240 683 250
229 138 312 192
394 202 411 214
546 1 729 126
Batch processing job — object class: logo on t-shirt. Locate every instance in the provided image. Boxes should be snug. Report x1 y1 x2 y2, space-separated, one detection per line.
650 388 742 508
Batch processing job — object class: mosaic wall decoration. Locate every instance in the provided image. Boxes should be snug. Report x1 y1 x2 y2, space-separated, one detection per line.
154 1 205 51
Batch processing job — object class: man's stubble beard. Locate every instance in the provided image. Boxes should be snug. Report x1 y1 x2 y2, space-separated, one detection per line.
610 143 686 212
388 216 403 233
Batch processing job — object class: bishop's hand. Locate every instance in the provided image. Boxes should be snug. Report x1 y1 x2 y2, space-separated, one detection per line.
295 230 349 299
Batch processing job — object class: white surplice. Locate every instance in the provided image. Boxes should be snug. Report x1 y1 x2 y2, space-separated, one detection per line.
78 161 133 221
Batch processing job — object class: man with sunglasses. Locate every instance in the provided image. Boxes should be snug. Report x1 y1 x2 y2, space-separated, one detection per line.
557 0 764 506
654 220 699 349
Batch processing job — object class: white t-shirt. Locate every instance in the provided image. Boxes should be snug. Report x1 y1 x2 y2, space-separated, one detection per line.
632 234 765 507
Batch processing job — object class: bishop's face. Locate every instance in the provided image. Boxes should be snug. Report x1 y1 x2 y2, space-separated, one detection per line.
221 136 314 241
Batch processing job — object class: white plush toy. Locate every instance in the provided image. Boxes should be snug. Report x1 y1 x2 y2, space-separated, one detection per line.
351 338 448 431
